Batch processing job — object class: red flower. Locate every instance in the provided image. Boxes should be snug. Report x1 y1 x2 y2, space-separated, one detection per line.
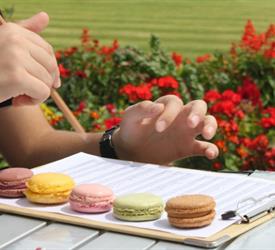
50 116 63 126
120 83 152 102
261 107 275 128
215 140 227 152
210 100 236 117
266 24 275 39
105 104 116 114
90 111 100 119
58 64 70 78
93 123 102 131
120 84 136 101
221 90 241 105
76 101 86 113
241 20 265 51
261 117 275 128
104 117 122 129
241 137 254 148
55 51 62 60
99 40 119 56
196 54 211 63
237 146 249 158
264 42 275 59
254 134 269 150
237 77 262 107
64 47 78 56
204 90 221 103
265 148 275 169
235 110 245 119
213 162 222 170
171 52 182 67
81 28 90 45
228 135 239 144
218 120 239 134
244 134 269 151
264 107 275 117
135 84 153 100
75 70 87 78
152 76 179 89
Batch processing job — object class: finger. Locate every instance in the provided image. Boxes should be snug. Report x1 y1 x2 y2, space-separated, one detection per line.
124 101 164 124
155 95 183 132
192 140 219 159
53 65 61 88
2 22 53 58
27 40 58 83
18 12 49 33
185 100 208 128
21 71 51 104
15 22 54 57
53 73 61 88
201 115 218 140
24 56 53 89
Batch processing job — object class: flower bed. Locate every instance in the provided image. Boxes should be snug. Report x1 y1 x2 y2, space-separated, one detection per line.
43 20 275 171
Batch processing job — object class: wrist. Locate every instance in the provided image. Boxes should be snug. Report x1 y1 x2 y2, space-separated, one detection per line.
111 127 132 161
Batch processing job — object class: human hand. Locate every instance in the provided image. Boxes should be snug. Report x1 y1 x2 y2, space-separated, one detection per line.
114 95 218 165
0 12 60 106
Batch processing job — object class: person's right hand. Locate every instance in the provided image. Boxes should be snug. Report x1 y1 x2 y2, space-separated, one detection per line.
0 12 60 106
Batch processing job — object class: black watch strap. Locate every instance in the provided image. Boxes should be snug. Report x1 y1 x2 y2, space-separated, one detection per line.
0 98 12 108
99 125 119 159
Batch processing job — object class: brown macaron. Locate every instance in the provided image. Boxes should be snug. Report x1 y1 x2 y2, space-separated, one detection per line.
165 194 216 228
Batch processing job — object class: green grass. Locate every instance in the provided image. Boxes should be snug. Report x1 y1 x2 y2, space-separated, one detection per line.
1 0 275 58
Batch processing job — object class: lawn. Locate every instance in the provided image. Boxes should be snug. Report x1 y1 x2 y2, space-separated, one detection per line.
1 0 275 58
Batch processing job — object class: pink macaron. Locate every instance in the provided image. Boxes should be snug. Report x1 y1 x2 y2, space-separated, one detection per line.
69 183 114 213
0 167 33 198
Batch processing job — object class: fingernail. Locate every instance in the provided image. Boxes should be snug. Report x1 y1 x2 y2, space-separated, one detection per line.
55 78 61 88
190 115 199 127
207 149 216 159
156 120 166 132
206 126 213 135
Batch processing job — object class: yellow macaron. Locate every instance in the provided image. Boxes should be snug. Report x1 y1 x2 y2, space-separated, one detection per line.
24 172 75 204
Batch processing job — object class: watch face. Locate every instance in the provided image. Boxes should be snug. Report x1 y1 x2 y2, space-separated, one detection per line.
100 126 119 159
102 134 112 143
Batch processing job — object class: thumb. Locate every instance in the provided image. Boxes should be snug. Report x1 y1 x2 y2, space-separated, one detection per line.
18 12 49 33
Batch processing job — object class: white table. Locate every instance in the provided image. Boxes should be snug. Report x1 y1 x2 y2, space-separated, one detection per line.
0 171 275 250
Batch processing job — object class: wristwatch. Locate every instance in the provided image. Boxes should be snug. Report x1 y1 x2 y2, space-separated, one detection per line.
99 125 119 159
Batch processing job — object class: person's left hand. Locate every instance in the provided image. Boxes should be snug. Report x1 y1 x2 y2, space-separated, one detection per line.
113 95 218 165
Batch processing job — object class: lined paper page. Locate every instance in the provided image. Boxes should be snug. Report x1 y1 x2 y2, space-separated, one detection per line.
1 152 274 237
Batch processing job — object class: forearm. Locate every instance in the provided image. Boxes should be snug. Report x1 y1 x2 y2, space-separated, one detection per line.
11 130 102 168
0 105 102 168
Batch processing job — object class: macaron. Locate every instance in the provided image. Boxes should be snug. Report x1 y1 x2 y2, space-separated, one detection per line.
24 172 75 204
0 167 33 198
165 194 216 228
69 183 114 213
113 193 164 221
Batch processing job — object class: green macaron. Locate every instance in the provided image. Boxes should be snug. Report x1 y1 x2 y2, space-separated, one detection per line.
113 193 164 221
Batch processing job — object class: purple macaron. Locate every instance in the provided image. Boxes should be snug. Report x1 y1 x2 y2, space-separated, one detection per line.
0 167 33 198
